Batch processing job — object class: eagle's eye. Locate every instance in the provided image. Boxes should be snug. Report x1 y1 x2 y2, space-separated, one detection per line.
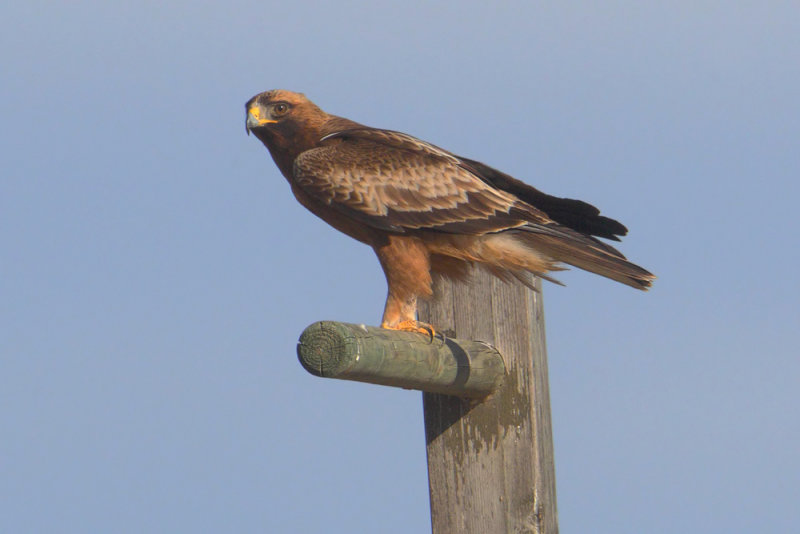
273 102 290 116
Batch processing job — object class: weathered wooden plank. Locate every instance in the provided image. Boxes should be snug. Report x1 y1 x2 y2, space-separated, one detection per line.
297 321 506 398
419 270 558 534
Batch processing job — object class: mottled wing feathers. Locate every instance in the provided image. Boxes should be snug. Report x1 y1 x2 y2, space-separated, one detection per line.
294 129 551 235
297 128 631 255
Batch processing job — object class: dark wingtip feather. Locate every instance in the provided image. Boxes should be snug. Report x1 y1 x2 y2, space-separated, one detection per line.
458 156 630 241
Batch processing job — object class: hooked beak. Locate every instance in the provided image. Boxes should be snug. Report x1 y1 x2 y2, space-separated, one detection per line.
246 104 277 135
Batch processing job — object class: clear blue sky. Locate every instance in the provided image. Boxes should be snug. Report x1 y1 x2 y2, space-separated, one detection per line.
2 2 798 533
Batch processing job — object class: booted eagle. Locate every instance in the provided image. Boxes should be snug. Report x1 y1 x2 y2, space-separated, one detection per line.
246 90 654 334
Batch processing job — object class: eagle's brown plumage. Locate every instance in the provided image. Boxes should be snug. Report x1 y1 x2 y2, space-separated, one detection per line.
246 90 654 331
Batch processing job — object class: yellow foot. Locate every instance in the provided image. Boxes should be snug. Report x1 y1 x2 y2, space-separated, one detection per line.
382 320 437 341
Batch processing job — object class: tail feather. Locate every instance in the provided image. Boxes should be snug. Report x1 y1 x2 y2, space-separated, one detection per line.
425 229 655 290
514 228 655 290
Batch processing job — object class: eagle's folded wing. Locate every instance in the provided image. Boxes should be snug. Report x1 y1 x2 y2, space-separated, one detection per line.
294 128 553 236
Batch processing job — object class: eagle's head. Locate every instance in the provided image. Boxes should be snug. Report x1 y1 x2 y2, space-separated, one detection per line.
245 90 336 178
245 90 327 138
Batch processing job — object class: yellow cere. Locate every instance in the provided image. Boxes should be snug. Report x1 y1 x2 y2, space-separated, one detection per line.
248 106 277 125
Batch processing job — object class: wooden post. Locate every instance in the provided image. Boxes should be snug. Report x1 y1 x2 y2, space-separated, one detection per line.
418 270 558 533
297 321 506 398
